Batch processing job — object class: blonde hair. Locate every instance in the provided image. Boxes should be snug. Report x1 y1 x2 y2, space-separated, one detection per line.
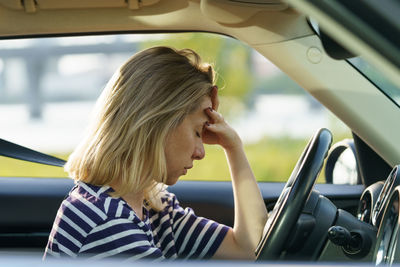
65 46 215 210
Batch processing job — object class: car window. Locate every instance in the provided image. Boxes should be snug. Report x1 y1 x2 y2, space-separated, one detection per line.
0 32 350 182
348 57 400 106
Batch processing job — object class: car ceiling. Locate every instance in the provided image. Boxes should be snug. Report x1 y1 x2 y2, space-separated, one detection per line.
0 0 312 45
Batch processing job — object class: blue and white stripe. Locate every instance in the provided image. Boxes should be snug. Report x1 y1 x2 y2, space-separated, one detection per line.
44 182 229 260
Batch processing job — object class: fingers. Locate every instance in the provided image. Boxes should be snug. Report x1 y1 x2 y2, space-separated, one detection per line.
203 117 219 135
204 107 223 124
211 85 219 111
202 108 240 150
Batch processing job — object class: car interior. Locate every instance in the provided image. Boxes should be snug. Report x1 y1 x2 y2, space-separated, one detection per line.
0 0 399 265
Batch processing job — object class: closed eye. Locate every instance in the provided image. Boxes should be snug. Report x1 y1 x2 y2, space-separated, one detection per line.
196 131 201 138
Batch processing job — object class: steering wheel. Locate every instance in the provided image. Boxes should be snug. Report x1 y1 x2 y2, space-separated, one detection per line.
256 128 332 260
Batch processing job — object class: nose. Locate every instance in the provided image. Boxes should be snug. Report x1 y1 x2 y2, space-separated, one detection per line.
192 141 205 160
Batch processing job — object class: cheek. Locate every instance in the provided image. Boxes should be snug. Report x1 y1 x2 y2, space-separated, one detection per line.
182 135 196 155
165 120 197 169
167 138 194 173
173 127 194 152
167 136 192 158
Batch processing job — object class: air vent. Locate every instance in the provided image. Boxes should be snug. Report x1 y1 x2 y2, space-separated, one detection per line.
358 191 372 223
358 181 383 225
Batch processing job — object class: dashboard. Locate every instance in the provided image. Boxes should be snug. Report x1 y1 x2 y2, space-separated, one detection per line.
375 187 399 265
357 165 400 264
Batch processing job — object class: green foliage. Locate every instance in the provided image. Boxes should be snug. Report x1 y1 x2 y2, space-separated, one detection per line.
0 154 69 177
0 137 339 183
255 73 305 95
139 33 253 102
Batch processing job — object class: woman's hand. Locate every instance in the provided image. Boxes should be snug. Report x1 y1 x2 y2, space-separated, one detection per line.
202 108 242 151
202 88 267 260
203 107 268 260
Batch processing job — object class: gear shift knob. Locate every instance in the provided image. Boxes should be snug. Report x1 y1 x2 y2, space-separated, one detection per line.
328 226 360 250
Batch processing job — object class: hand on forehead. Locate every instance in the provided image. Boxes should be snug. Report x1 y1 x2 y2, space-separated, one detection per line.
190 87 218 125
210 85 219 111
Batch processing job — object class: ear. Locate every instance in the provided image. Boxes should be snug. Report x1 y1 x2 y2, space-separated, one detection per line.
210 86 219 111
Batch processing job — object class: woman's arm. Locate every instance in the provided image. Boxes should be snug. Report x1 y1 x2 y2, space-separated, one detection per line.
202 107 268 260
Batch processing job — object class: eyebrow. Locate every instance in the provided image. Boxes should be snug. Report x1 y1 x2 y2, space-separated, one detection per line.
198 119 208 130
199 107 210 125
201 115 208 125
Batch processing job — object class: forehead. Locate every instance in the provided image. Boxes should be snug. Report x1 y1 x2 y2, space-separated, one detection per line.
188 97 211 123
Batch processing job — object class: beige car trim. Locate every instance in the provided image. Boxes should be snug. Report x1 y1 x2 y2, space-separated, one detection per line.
253 35 400 166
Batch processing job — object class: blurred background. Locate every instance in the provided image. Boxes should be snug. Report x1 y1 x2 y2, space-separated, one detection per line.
0 32 351 182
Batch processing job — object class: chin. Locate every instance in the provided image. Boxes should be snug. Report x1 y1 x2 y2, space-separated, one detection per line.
165 176 180 186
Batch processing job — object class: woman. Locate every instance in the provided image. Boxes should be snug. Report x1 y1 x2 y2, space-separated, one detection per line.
44 46 268 261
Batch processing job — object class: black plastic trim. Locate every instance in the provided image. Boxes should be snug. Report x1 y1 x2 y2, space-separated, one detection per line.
0 30 234 41
352 133 392 187
0 177 363 249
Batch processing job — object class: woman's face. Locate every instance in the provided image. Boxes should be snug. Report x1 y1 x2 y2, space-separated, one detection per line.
164 97 212 185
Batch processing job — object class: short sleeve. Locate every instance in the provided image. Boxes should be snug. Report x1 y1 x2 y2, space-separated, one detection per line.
169 194 229 259
80 218 165 261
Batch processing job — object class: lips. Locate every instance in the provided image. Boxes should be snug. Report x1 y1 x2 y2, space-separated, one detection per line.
183 166 192 175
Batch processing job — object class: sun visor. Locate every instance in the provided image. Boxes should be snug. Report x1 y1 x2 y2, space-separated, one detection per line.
200 0 288 25
0 0 161 13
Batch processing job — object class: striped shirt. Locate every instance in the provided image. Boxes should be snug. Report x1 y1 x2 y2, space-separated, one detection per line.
44 182 229 261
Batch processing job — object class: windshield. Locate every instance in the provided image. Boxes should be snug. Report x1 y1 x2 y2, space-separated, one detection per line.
348 57 400 106
0 33 351 182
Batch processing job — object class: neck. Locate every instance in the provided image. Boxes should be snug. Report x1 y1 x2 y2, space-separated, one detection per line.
109 181 145 220
122 192 145 220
